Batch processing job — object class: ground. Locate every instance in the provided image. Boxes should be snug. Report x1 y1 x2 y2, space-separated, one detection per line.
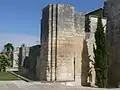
0 72 119 90
0 81 119 90
0 72 21 80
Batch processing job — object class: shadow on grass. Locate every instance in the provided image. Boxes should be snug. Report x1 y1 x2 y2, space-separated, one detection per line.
0 71 21 81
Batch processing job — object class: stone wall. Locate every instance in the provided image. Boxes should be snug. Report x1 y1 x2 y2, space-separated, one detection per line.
19 44 29 70
37 5 49 81
36 4 85 85
105 0 120 87
28 45 40 76
18 44 40 80
17 4 108 86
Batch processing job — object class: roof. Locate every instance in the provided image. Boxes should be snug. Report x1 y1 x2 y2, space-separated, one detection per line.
85 8 105 18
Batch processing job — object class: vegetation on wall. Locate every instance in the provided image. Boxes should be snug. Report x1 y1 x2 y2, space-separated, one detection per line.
93 15 109 88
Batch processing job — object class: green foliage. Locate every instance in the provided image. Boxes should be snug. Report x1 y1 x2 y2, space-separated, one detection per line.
4 43 14 52
93 16 108 88
3 43 14 67
0 54 10 72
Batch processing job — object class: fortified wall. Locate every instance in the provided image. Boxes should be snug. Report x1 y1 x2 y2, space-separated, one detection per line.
105 0 120 87
36 4 85 85
36 4 106 86
18 4 106 86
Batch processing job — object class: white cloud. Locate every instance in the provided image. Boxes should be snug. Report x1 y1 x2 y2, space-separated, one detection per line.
0 33 40 51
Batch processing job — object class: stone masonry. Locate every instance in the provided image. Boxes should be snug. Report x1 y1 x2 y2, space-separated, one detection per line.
105 0 120 87
18 4 107 86
36 4 85 85
19 44 29 70
18 44 40 80
36 4 107 86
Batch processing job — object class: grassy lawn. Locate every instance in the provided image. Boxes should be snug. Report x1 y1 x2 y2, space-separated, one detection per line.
0 72 21 81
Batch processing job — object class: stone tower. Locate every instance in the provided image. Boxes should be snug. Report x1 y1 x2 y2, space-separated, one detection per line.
36 4 85 85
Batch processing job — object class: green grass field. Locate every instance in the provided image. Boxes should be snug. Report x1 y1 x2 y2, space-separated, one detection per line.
0 72 21 81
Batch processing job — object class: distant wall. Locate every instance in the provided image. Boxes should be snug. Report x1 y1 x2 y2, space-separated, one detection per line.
28 45 40 75
18 44 29 70
18 44 40 80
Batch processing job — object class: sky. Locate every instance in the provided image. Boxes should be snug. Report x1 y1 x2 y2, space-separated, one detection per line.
0 0 104 51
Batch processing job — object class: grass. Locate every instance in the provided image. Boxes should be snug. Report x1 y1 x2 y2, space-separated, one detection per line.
0 72 21 81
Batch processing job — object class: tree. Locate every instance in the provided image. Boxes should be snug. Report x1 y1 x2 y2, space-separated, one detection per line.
93 16 108 88
3 43 14 67
4 43 14 55
0 53 10 72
